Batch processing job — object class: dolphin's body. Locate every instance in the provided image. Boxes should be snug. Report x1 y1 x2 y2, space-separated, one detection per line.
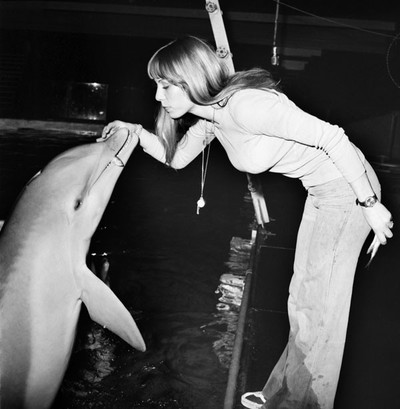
0 128 145 409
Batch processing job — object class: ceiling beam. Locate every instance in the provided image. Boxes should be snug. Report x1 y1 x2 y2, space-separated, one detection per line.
0 1 396 54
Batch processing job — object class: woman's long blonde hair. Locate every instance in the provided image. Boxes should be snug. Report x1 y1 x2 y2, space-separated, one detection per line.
148 35 279 163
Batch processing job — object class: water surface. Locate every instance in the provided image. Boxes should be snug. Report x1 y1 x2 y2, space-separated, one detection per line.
0 127 253 408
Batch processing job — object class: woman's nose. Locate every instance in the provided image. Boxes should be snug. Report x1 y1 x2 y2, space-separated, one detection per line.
155 87 163 102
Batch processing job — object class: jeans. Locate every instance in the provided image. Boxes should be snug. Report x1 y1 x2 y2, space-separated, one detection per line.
261 162 381 409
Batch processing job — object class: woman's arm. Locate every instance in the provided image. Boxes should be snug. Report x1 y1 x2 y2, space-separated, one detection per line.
232 91 394 246
100 119 213 169
232 91 367 184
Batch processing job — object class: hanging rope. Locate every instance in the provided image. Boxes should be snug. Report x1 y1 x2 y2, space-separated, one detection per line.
271 0 280 66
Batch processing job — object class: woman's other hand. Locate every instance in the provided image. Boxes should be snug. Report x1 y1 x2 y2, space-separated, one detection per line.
363 202 394 265
363 202 393 245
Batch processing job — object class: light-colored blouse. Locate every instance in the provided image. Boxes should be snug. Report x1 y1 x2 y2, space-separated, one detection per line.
139 88 366 189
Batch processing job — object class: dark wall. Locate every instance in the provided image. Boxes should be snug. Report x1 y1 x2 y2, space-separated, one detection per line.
0 30 164 127
1 28 399 131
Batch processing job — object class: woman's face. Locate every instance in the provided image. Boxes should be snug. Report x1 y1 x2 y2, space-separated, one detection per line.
154 79 194 119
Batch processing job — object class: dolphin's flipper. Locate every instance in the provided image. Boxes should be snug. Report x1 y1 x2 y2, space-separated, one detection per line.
80 267 146 352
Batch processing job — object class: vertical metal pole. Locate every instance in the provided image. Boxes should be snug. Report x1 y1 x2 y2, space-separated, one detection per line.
222 227 262 409
205 0 269 227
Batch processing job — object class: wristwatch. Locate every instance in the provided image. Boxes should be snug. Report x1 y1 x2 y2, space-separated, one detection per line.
356 194 378 207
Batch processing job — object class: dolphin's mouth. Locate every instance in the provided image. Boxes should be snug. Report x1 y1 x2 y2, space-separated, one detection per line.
90 128 133 189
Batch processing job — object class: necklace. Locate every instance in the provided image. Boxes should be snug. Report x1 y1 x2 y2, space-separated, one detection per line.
196 107 214 215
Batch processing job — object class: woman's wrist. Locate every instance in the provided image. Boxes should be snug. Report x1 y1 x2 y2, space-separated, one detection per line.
127 124 142 146
132 124 143 138
350 172 377 204
356 194 379 208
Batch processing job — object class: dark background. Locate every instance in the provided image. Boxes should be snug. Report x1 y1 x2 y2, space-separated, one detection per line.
1 0 399 136
1 3 400 408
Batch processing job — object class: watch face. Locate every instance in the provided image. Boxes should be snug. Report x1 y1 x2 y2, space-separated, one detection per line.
365 196 378 207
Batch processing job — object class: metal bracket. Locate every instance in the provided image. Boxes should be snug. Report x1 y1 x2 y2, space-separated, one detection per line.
216 46 231 59
205 1 218 13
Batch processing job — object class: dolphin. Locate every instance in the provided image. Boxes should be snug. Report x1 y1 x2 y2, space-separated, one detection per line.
0 128 146 409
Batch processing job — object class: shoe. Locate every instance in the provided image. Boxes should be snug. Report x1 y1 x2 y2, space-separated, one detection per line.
241 391 266 409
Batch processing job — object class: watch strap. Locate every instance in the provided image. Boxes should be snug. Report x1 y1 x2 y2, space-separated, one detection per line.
356 194 378 207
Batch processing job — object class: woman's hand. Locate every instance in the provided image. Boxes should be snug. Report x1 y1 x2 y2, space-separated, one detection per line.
362 202 394 265
97 120 143 142
363 202 393 244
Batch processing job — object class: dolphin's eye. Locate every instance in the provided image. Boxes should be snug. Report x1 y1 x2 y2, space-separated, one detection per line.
74 199 83 210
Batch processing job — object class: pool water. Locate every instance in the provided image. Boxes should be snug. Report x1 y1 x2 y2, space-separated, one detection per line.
0 127 254 409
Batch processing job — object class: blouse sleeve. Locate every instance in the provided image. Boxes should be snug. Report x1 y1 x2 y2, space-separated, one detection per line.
230 90 366 183
139 119 214 169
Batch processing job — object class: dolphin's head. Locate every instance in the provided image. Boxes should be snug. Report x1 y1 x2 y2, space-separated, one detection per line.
0 129 144 408
25 127 138 259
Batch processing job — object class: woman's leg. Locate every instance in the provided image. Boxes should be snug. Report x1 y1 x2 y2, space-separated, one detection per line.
262 174 377 409
261 192 318 406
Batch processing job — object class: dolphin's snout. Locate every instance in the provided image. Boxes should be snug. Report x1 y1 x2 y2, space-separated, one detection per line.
104 127 135 164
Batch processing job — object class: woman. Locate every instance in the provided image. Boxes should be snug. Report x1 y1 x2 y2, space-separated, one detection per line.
100 36 393 409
